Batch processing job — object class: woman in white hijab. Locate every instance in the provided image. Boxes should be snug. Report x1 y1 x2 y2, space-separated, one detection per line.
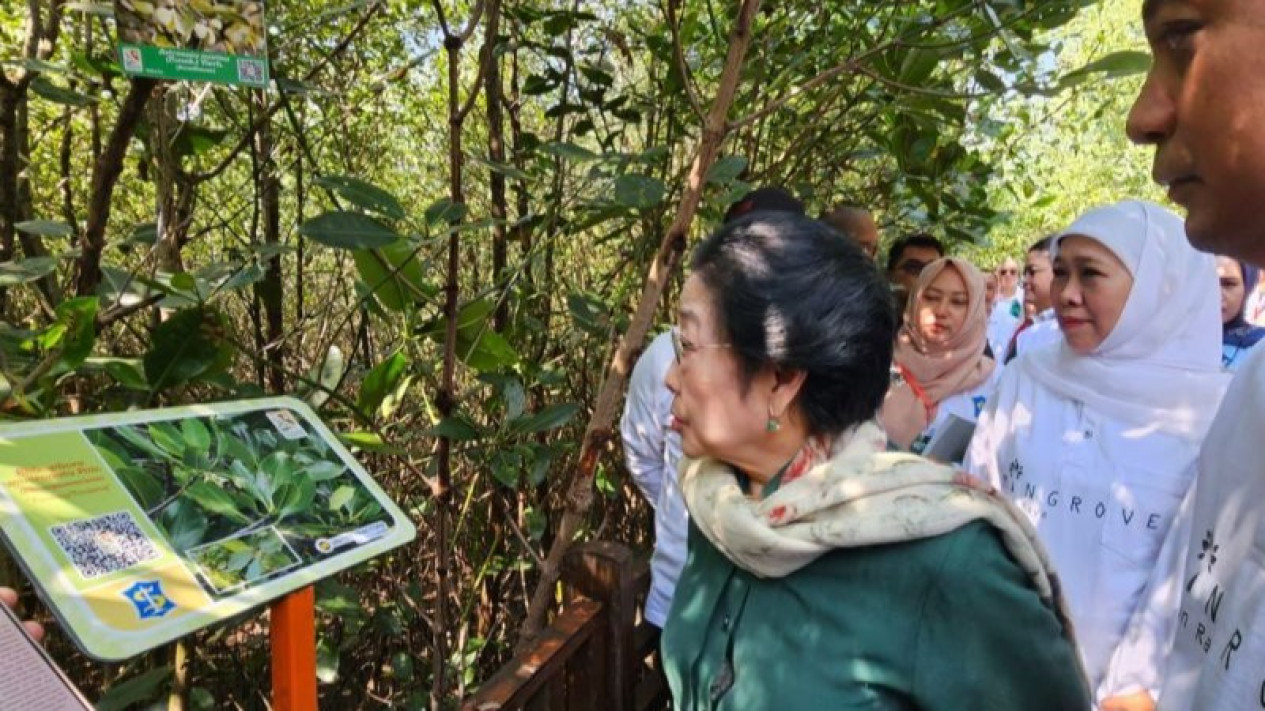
966 200 1228 711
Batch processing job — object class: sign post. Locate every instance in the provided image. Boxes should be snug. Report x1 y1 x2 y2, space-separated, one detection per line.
271 587 318 710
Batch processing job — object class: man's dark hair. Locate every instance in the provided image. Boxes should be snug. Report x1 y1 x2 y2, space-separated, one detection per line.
691 212 895 436
723 187 805 223
1028 234 1055 254
885 232 946 273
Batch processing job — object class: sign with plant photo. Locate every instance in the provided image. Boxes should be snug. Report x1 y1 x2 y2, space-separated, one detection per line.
115 0 270 88
0 397 415 661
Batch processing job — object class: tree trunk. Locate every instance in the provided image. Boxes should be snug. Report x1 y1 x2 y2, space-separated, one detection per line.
484 0 508 333
254 89 285 393
516 0 765 648
77 78 157 297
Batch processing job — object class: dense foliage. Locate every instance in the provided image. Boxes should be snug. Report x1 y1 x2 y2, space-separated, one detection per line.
0 0 1148 707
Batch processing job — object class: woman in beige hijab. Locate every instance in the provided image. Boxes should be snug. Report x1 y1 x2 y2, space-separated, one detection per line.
881 257 997 454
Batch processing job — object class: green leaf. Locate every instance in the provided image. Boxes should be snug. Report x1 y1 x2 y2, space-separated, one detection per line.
337 431 401 454
92 358 148 390
181 419 212 454
426 416 482 441
96 666 173 711
184 481 251 523
539 141 599 162
613 174 666 209
51 297 98 370
705 156 748 185
317 638 341 684
424 198 468 226
1062 50 1151 83
219 263 266 292
116 466 164 511
172 124 228 159
509 403 581 435
148 422 186 458
143 307 230 392
304 346 345 408
328 485 355 511
357 351 409 417
15 219 74 237
353 242 433 312
162 501 208 551
974 69 1007 93
315 175 406 220
0 257 57 286
468 154 532 181
316 580 363 616
276 478 317 519
299 211 399 250
29 76 96 106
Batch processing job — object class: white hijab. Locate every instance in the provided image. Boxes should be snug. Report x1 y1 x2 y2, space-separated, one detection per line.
1019 200 1228 441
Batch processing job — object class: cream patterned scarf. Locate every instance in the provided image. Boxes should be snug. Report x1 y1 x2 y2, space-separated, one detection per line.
679 421 1081 654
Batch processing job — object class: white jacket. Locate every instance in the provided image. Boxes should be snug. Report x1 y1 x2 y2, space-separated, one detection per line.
966 361 1198 705
1158 346 1265 709
619 331 688 627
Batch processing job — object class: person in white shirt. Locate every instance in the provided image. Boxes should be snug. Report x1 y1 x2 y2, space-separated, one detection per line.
994 256 1025 320
620 331 688 628
985 271 1018 359
1006 236 1062 362
966 200 1228 711
881 257 998 455
1126 2 1265 708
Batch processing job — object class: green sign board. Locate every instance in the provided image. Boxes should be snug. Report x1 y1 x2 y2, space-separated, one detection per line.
0 398 415 661
115 0 270 88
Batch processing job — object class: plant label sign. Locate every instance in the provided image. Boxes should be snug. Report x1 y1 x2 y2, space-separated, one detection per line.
114 1 270 88
0 397 416 661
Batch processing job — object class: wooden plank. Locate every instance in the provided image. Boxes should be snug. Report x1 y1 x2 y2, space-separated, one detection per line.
462 598 604 711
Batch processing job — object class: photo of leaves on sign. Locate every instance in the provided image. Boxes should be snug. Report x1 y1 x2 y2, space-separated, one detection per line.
115 0 267 56
84 408 396 599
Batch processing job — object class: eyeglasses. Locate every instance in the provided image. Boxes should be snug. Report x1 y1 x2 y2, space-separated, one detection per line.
998 268 1018 276
897 260 929 277
670 326 732 363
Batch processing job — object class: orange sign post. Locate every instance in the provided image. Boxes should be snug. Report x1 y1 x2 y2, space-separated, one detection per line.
270 586 319 710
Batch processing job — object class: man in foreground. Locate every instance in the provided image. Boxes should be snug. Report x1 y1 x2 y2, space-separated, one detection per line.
1126 0 1265 708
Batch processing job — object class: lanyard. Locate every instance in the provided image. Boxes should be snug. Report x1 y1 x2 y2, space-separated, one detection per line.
897 364 936 424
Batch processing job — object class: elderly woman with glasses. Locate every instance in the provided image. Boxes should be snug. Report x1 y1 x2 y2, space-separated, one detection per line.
660 212 1089 710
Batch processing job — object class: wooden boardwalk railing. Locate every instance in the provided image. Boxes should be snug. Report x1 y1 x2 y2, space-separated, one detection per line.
463 541 670 711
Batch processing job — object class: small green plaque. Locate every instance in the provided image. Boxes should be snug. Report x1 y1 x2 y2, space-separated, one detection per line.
115 1 270 88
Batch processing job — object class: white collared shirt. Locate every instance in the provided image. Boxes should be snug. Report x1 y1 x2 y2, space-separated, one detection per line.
619 331 688 627
967 361 1199 705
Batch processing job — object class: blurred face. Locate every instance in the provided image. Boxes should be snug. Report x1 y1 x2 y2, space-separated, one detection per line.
664 275 775 461
1052 236 1135 355
916 265 970 348
996 258 1020 295
984 273 998 313
890 245 942 294
1128 0 1265 266
851 214 880 259
1217 256 1246 324
1023 250 1054 316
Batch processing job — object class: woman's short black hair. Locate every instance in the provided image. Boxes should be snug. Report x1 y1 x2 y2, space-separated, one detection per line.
691 212 896 437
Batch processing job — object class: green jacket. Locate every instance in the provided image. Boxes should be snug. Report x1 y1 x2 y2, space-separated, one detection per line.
662 519 1090 710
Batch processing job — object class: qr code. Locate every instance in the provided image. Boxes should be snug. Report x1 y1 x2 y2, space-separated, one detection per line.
50 512 159 580
237 59 266 85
